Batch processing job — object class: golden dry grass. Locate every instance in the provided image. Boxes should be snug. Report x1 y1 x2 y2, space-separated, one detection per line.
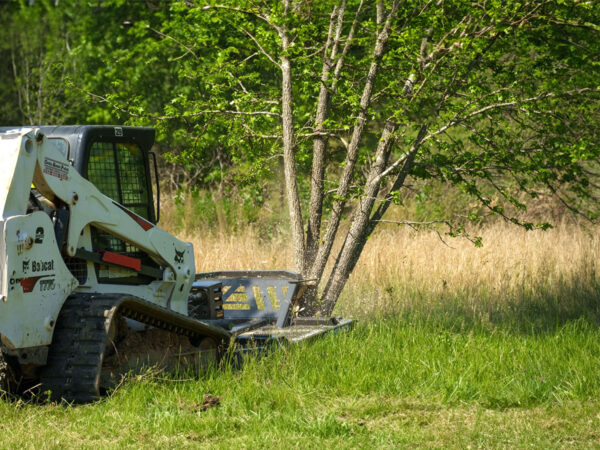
338 221 600 319
173 220 600 321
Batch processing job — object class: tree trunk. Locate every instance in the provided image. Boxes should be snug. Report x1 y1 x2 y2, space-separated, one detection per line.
305 3 398 303
320 125 428 315
305 1 346 273
280 0 305 272
320 120 397 315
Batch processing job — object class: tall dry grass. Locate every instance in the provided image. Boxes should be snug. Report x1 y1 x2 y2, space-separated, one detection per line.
336 222 600 325
174 221 600 327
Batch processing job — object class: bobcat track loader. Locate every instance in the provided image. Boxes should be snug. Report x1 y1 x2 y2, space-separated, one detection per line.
0 126 351 403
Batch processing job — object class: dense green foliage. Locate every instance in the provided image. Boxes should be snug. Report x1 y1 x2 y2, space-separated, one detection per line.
2 0 599 214
75 1 600 225
0 1 83 124
2 0 600 307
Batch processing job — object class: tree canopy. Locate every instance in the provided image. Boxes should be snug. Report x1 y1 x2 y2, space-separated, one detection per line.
2 0 599 313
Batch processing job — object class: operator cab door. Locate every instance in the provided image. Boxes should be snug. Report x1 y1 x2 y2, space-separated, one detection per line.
84 139 158 284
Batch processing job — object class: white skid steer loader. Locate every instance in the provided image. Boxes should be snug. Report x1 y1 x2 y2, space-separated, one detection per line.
0 126 351 403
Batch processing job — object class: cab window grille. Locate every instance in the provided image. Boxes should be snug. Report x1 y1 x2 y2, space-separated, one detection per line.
87 141 151 220
116 143 150 214
64 256 87 285
90 226 155 285
91 226 139 256
86 141 158 284
87 142 120 203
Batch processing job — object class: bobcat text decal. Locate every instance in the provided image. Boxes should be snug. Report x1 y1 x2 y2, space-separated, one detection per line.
22 259 54 274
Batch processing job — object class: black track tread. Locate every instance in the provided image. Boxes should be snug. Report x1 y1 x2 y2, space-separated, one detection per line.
40 294 117 403
40 293 230 404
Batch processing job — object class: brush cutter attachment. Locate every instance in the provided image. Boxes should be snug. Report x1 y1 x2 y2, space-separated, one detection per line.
194 271 353 346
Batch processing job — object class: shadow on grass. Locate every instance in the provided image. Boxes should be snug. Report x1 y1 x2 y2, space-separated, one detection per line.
342 272 600 335
416 282 597 335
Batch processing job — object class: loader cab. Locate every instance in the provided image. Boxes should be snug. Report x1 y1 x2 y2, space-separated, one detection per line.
30 125 159 224
24 126 162 286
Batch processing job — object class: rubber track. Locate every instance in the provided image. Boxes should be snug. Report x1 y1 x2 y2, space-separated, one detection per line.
40 293 230 403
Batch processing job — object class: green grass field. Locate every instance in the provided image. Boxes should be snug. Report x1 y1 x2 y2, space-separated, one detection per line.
1 224 600 448
1 315 599 448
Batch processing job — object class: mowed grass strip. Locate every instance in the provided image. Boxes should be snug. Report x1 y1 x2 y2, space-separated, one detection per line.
0 316 598 448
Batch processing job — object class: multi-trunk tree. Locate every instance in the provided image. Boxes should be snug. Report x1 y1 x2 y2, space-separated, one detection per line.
76 0 600 315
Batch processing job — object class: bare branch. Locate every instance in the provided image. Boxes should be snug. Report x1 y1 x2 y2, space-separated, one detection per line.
331 0 363 93
318 119 398 315
201 4 281 33
148 27 199 60
305 1 349 270
322 3 339 65
377 125 428 182
242 28 281 68
376 1 384 26
158 109 281 120
280 0 305 272
546 18 600 33
72 84 282 120
375 219 450 226
424 88 597 143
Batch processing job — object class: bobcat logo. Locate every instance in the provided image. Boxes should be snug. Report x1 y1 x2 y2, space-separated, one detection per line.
174 249 185 264
22 259 30 273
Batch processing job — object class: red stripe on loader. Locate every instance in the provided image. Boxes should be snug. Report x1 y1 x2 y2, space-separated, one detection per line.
101 251 142 272
112 202 154 231
129 213 154 231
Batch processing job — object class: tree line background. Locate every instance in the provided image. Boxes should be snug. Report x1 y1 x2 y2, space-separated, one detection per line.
1 0 599 312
